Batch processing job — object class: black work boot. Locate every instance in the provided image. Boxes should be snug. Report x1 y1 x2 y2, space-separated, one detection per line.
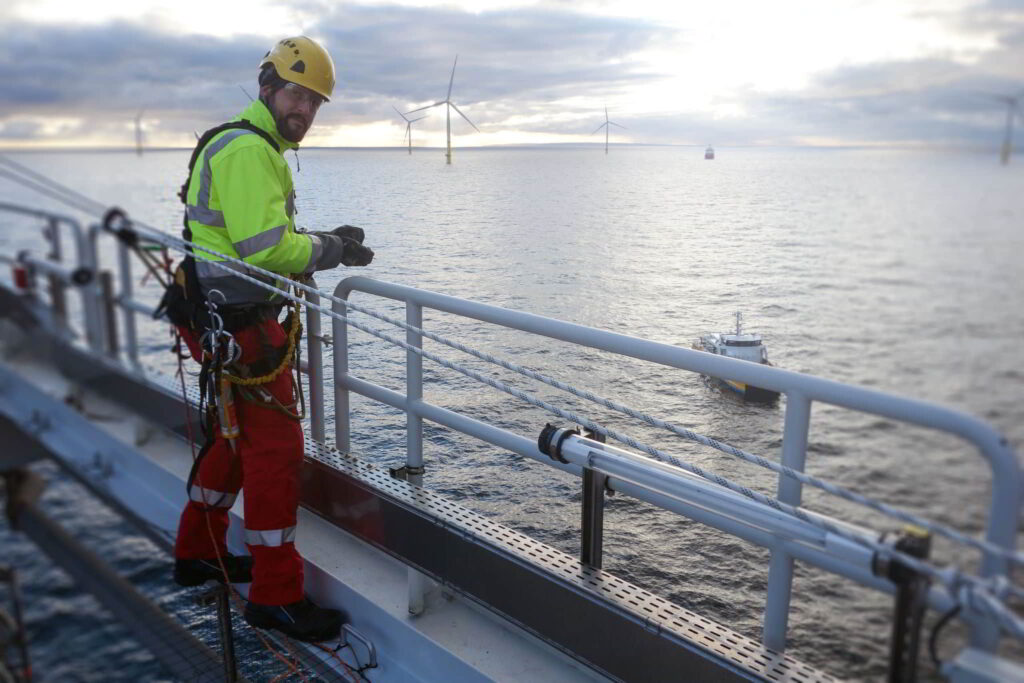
174 554 253 587
244 597 343 643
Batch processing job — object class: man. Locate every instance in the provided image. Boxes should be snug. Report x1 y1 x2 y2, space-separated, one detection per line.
170 36 372 643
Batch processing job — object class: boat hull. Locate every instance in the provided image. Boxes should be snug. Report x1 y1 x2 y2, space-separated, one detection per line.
717 377 780 403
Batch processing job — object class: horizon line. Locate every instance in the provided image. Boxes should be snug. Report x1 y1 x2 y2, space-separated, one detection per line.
0 141 1004 154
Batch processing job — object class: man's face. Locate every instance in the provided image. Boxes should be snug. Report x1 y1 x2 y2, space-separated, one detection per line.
262 82 325 143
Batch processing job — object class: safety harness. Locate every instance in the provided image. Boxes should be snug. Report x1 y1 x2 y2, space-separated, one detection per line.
150 119 306 494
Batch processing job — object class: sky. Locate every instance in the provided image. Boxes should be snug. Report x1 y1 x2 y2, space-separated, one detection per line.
0 0 1022 149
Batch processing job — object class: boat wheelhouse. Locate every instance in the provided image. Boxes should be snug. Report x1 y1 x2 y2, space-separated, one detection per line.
695 312 780 402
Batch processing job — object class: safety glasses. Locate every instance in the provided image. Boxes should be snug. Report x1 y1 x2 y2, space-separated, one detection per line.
281 82 325 111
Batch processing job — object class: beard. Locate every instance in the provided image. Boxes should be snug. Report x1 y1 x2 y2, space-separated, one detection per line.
275 113 308 143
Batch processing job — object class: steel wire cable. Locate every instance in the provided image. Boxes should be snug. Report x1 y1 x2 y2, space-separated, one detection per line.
2 157 1024 639
328 297 1024 570
95 224 1024 640
0 156 110 215
0 168 104 216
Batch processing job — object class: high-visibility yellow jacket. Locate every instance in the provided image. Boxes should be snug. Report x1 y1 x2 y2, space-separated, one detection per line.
183 100 320 305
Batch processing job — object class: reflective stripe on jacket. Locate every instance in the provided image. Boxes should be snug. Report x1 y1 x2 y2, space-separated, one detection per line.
184 100 321 305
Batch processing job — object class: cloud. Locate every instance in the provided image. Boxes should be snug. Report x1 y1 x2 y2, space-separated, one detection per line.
0 5 674 144
0 1 1021 147
0 119 44 140
0 20 264 117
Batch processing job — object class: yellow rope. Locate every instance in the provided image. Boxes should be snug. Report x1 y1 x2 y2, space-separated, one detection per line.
222 297 302 386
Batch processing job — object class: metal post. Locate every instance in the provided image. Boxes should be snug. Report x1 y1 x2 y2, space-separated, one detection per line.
332 293 351 453
215 587 238 683
46 217 68 324
84 225 107 353
581 467 607 568
197 584 238 682
116 240 139 368
406 301 424 473
763 392 811 651
878 529 932 682
306 283 325 443
406 300 428 615
581 428 608 568
99 270 119 358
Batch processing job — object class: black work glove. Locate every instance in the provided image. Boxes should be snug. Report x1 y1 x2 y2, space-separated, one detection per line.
340 237 374 266
312 234 345 271
331 225 365 244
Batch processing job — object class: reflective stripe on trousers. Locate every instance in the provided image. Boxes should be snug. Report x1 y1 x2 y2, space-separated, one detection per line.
189 484 237 509
245 526 297 547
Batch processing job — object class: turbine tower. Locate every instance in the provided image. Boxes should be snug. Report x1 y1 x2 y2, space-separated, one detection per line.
591 107 626 155
989 90 1024 164
134 110 145 156
406 55 479 165
393 106 427 155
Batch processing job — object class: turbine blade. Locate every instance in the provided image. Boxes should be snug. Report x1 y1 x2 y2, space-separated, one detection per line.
405 102 444 115
447 55 458 100
591 122 608 135
403 123 410 142
609 121 627 130
393 105 410 121
410 116 428 123
451 102 480 132
605 106 609 122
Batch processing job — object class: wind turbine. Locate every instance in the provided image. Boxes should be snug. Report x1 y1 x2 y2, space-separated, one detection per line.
406 55 480 165
393 106 427 155
591 107 626 155
134 110 145 156
988 90 1024 164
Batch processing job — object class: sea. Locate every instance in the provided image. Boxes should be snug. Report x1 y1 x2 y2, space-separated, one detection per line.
1 145 1022 681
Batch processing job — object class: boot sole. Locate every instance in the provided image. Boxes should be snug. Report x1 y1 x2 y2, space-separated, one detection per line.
243 612 341 643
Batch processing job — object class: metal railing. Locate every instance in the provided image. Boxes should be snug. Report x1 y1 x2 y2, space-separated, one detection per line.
2 202 1021 668
323 276 1021 653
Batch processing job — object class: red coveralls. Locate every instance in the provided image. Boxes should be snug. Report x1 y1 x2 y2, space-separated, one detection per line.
174 319 304 605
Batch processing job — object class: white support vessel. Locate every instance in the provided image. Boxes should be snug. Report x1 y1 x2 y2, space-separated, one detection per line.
1 192 1023 682
695 312 780 402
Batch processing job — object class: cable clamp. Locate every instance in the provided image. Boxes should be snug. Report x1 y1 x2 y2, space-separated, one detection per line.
538 423 578 464
389 464 425 481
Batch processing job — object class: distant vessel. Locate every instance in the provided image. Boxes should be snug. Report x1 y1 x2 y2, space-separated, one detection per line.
704 145 715 160
694 312 779 402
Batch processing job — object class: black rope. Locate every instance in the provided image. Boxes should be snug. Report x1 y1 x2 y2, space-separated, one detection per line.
928 604 961 670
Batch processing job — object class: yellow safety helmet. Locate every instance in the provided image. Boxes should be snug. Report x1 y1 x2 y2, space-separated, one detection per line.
259 36 335 101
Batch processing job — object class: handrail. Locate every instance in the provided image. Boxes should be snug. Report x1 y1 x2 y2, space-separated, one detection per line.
332 275 1021 651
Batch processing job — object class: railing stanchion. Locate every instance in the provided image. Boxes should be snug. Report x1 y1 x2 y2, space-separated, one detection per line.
332 294 351 453
116 240 140 368
45 217 67 324
581 467 607 568
406 300 428 615
763 392 811 651
306 283 325 443
580 428 607 568
83 224 107 353
99 270 119 358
